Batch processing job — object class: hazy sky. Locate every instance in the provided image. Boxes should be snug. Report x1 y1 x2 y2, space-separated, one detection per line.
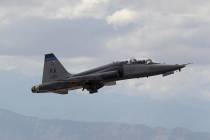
0 0 210 132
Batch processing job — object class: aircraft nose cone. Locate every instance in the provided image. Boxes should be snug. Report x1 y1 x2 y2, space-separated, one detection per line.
175 64 186 71
163 64 186 72
179 64 186 68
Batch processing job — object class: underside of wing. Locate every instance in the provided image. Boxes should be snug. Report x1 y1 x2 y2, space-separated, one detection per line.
53 89 68 95
104 81 116 86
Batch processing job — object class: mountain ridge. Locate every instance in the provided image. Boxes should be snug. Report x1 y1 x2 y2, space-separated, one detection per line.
0 108 209 140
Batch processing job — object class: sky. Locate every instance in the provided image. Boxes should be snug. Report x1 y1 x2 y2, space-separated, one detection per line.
0 0 210 132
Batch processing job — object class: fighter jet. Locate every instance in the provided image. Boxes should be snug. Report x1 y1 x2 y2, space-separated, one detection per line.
31 53 188 94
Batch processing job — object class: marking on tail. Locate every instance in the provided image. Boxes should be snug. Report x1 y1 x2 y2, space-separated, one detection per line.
42 53 71 83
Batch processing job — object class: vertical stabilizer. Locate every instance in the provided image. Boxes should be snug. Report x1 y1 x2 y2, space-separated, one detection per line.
42 53 70 83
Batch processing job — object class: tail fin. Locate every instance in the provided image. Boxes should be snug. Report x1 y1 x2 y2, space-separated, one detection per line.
42 53 71 83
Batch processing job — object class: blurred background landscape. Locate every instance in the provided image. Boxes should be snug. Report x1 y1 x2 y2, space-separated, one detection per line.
0 0 210 139
0 109 209 140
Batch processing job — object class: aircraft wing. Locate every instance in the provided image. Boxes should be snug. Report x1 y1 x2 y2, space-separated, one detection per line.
47 71 119 94
53 89 68 94
71 71 119 93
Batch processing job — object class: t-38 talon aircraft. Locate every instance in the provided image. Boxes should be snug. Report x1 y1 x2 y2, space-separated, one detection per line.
32 53 189 94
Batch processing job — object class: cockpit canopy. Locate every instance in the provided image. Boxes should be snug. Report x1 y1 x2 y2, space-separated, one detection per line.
128 58 154 64
113 59 156 65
